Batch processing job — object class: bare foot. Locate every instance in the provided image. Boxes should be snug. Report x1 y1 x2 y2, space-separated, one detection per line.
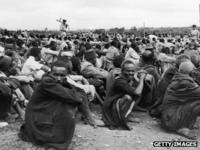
83 116 97 128
126 122 133 130
127 116 141 123
177 128 197 140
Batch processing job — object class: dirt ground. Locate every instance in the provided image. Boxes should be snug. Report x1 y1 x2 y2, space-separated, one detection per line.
0 108 200 150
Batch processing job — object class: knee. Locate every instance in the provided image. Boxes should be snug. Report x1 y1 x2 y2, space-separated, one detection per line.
124 94 132 101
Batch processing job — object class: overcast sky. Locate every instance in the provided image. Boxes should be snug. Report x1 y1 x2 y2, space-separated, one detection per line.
0 0 200 30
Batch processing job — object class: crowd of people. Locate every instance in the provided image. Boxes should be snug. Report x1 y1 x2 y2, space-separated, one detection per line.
0 25 200 149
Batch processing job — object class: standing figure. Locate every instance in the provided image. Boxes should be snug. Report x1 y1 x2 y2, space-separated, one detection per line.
190 25 199 41
57 18 69 39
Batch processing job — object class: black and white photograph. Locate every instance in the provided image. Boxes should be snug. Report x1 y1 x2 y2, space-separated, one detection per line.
0 0 200 149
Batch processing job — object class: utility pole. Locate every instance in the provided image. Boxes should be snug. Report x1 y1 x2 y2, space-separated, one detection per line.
199 4 200 27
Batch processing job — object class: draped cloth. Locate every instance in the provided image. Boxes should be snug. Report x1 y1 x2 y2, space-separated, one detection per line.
102 76 139 130
137 62 161 84
102 75 155 130
161 73 200 131
0 80 12 119
19 74 82 150
149 67 178 118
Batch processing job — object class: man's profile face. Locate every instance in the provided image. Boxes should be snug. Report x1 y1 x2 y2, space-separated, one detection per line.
122 63 135 80
51 66 67 83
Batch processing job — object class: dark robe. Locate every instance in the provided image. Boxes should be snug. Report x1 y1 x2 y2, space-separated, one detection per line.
138 62 161 84
137 76 156 109
137 62 159 109
106 67 121 96
161 73 200 131
19 74 82 150
0 77 22 119
102 76 139 130
150 67 178 118
0 80 12 119
190 67 200 85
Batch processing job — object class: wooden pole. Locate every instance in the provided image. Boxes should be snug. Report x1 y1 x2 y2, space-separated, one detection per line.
199 4 200 27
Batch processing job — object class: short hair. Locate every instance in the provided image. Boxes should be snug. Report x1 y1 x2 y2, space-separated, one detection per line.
104 43 110 49
113 55 124 68
28 47 41 58
131 43 140 52
192 24 197 28
121 59 136 72
141 50 155 62
85 42 92 50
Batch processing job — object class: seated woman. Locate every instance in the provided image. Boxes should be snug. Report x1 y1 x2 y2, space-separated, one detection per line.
161 61 200 140
102 59 148 130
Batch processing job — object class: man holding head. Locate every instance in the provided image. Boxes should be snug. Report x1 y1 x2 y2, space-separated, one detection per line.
102 59 147 130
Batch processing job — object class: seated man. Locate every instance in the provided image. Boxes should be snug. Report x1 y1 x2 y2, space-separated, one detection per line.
102 59 147 130
81 50 108 99
136 50 158 108
138 50 160 84
21 47 50 81
66 74 96 102
19 61 82 150
106 55 124 95
161 61 200 140
150 54 191 118
103 40 120 71
81 50 108 79
0 48 27 120
125 43 140 65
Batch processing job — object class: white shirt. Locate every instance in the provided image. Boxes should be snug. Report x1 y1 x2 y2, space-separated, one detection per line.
66 75 94 94
106 46 120 61
60 23 68 32
191 29 199 40
125 47 140 65
21 56 45 80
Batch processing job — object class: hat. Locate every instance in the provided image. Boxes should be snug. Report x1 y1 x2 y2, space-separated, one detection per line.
84 50 97 60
